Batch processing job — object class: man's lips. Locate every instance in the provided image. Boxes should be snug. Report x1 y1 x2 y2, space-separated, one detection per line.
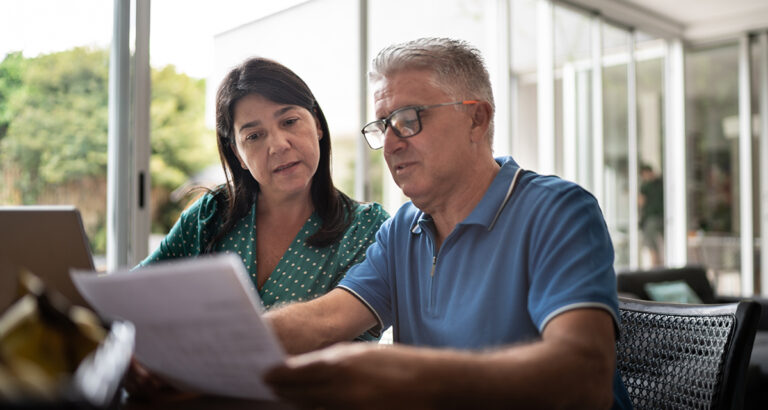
393 162 416 172
273 161 299 173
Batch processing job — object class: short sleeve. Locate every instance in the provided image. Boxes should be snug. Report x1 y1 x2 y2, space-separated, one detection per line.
525 184 620 332
337 216 395 333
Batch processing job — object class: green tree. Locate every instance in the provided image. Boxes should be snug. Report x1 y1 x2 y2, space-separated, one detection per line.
0 47 216 251
1 47 109 203
0 51 25 140
149 65 217 231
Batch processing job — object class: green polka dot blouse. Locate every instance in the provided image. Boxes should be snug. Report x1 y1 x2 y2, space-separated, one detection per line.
139 192 389 311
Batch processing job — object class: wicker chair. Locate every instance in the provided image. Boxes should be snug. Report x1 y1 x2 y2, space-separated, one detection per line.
616 297 760 409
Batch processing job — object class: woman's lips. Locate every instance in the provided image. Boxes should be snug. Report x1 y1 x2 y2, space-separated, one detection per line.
274 161 299 173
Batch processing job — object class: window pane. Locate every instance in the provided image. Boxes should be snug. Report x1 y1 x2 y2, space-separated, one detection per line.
511 0 539 171
685 44 741 294
0 0 113 265
602 24 630 269
554 5 592 185
750 37 763 290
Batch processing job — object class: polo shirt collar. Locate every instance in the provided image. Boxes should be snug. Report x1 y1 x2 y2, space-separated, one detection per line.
410 156 522 234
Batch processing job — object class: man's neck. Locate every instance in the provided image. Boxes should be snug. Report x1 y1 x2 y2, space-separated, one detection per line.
427 157 500 249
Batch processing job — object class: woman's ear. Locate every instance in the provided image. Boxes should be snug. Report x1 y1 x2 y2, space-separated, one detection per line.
314 117 323 140
230 143 248 170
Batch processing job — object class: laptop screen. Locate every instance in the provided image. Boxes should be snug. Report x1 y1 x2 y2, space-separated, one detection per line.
0 206 95 310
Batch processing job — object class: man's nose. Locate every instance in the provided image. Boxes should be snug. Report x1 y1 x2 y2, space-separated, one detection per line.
382 128 405 155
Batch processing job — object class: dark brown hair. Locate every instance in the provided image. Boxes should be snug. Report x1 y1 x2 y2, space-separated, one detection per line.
207 57 354 252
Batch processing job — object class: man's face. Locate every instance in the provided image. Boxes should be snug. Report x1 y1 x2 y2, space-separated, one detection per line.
372 69 475 210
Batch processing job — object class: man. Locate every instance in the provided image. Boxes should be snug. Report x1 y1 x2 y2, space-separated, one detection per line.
264 38 631 409
639 164 664 266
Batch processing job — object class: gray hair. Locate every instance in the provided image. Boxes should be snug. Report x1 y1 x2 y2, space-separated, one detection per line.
370 37 495 145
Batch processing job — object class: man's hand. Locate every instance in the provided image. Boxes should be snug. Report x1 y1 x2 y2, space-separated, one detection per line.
123 358 197 402
264 343 432 410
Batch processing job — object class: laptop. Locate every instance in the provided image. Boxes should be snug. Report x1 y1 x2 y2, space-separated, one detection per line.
0 206 95 310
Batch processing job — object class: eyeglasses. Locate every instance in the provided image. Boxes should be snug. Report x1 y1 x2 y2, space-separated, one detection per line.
361 100 478 149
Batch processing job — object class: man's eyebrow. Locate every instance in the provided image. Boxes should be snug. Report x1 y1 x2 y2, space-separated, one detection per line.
237 106 297 133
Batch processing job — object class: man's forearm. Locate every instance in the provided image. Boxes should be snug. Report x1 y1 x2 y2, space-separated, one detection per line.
264 299 340 354
264 288 377 355
414 339 614 409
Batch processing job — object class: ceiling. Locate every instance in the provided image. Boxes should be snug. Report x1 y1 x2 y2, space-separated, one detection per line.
624 0 768 43
569 0 768 44
625 0 768 26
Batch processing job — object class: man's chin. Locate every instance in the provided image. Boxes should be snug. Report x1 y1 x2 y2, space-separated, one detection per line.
400 186 425 207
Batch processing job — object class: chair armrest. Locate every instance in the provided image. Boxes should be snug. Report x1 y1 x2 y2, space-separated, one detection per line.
718 295 768 331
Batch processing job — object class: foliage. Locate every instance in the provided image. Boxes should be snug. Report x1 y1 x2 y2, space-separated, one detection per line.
0 48 217 251
149 65 217 231
150 65 216 191
1 48 110 202
0 51 24 140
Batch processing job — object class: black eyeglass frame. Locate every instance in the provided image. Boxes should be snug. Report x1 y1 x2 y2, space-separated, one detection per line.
360 100 478 149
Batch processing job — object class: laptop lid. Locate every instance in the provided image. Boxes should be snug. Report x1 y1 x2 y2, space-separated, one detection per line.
0 206 95 310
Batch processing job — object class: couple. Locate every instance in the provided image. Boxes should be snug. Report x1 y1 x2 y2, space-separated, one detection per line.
139 37 631 409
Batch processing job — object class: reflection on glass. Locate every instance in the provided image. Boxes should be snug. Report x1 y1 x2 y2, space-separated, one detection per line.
685 44 741 293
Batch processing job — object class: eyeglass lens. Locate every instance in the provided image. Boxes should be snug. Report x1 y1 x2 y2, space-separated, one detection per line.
390 108 420 138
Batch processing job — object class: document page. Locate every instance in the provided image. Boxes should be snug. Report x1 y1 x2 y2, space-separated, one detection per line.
71 254 285 400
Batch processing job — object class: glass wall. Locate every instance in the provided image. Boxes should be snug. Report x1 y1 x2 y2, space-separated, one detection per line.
511 0 539 171
553 5 592 187
541 4 669 271
602 23 630 268
685 44 741 294
752 36 765 293
0 0 113 265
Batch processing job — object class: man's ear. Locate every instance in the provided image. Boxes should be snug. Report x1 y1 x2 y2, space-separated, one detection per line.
469 101 492 143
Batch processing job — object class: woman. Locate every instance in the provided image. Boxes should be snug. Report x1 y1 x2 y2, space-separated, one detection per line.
140 57 388 311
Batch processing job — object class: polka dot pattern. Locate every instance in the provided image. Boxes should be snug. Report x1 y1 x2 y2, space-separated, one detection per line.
140 194 390 311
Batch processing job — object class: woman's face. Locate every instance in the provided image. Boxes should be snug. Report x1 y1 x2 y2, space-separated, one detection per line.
231 93 322 202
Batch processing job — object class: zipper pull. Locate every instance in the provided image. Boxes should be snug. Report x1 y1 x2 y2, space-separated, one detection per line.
430 255 436 277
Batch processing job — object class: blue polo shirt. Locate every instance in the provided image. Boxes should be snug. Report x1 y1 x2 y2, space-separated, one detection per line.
338 156 631 409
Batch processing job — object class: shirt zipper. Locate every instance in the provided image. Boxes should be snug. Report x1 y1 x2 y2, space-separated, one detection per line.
430 255 437 277
428 247 438 315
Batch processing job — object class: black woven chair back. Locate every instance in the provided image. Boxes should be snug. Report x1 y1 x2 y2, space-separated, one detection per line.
616 297 760 409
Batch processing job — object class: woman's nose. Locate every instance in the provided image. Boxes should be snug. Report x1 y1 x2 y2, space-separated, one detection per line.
268 130 292 155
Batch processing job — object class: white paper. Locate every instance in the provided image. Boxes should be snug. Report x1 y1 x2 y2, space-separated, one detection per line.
70 254 285 400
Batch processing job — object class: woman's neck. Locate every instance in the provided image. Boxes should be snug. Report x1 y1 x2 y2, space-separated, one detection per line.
257 190 314 223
